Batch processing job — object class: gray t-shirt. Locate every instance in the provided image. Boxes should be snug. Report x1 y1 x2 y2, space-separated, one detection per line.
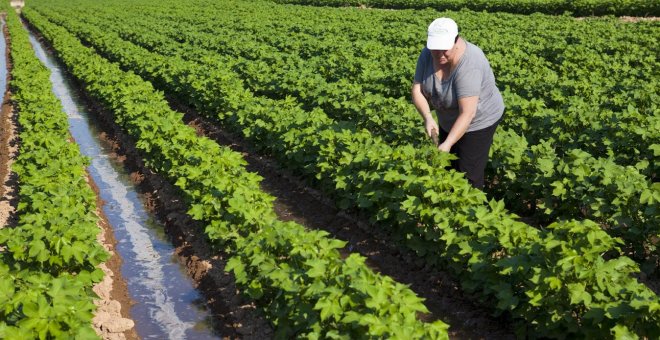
414 42 504 132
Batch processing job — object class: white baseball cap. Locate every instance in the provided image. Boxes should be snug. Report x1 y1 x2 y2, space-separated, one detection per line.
427 18 458 50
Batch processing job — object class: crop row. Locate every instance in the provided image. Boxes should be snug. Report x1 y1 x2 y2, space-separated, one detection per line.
24 3 660 338
0 9 108 339
96 0 659 178
273 0 660 16
21 8 451 338
36 0 659 267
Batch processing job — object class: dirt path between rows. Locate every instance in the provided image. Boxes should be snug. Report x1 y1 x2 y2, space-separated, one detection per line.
0 15 18 229
175 101 516 339
0 87 15 228
618 16 659 22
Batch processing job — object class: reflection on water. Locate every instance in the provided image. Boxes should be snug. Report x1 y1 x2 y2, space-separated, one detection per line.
27 26 220 340
0 19 6 91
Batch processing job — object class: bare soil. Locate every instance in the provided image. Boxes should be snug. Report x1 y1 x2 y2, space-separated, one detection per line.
0 15 18 229
618 16 659 22
0 92 16 228
573 15 659 22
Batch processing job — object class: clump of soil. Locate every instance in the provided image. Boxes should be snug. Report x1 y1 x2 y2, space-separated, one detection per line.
0 81 17 229
619 16 659 22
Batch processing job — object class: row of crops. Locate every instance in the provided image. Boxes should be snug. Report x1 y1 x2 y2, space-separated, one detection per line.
274 0 660 16
31 0 659 267
7 4 452 339
0 8 108 338
20 0 660 338
36 0 660 267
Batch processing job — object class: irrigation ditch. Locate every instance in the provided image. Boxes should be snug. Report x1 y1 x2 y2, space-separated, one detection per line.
24 21 243 339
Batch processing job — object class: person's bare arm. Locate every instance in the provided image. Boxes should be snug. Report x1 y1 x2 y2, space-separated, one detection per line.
438 96 477 152
411 82 439 138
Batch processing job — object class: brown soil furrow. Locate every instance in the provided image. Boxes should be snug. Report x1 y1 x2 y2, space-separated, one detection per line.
0 14 18 229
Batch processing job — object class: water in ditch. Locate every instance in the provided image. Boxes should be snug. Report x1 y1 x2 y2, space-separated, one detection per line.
0 21 6 90
27 27 220 340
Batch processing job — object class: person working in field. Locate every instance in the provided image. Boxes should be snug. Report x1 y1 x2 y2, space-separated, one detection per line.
411 17 504 189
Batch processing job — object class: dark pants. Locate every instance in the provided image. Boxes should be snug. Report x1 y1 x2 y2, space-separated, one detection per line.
439 117 501 189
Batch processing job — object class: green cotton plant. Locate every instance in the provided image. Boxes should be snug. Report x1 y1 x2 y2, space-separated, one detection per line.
1 149 107 275
24 2 660 337
0 268 99 340
489 127 659 263
24 9 450 338
0 8 108 339
271 0 659 16
52 0 660 268
511 220 660 338
544 150 659 259
226 221 449 339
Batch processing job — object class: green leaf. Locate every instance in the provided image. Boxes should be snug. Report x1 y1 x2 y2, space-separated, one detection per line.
225 257 247 283
305 259 327 278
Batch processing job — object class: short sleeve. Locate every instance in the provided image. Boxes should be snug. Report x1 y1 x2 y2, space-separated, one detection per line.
455 68 482 98
414 49 428 84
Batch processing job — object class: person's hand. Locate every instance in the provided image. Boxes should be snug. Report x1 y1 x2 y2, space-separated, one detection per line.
438 142 451 153
424 118 439 139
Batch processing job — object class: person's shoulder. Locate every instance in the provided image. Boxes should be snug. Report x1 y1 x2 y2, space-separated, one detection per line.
417 47 431 63
464 41 487 60
464 41 482 53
